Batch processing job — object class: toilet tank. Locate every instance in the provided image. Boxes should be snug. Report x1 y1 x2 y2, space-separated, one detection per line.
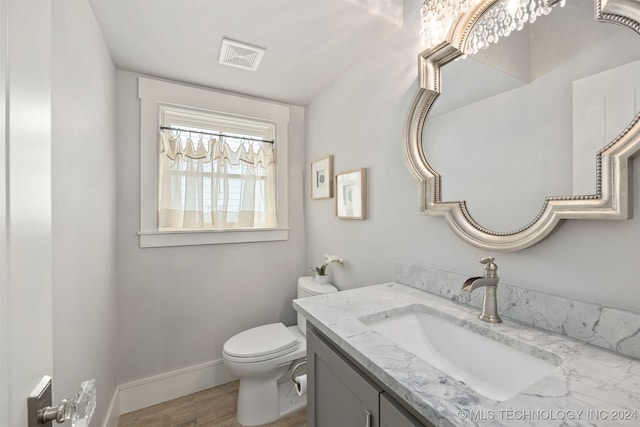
296 276 338 336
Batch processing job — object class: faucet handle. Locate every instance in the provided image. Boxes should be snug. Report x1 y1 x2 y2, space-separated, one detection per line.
479 256 498 278
479 256 494 265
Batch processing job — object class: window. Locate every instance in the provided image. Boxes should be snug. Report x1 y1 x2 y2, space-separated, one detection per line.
138 77 289 247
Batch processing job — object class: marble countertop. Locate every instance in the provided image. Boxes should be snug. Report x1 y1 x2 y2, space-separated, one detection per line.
293 282 640 427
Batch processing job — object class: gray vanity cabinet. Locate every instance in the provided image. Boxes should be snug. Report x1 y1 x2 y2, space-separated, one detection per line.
379 393 425 427
307 325 429 427
307 324 381 426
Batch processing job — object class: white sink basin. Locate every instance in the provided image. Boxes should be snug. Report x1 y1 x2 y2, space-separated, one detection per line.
361 305 560 401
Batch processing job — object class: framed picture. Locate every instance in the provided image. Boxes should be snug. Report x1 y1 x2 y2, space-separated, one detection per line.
335 168 366 219
311 156 333 199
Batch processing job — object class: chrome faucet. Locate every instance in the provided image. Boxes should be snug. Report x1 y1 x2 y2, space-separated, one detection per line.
462 256 502 323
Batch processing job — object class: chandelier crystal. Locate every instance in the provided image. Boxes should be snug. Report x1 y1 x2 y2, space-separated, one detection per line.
420 0 565 53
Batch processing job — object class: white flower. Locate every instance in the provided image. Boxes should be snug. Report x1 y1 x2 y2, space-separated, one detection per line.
323 254 344 265
312 254 345 276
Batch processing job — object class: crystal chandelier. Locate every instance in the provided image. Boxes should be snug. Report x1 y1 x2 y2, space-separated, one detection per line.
420 0 565 54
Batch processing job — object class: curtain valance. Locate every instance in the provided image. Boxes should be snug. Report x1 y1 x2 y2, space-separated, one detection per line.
160 133 274 167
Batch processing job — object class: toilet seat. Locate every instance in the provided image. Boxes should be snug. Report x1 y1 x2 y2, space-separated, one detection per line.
223 323 300 363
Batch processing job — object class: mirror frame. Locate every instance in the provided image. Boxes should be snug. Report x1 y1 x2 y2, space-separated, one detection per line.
404 0 640 251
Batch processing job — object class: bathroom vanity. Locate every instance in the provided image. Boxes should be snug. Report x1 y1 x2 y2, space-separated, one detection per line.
294 281 640 426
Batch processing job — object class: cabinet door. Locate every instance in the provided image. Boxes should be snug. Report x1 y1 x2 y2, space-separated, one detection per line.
307 326 382 427
380 393 431 427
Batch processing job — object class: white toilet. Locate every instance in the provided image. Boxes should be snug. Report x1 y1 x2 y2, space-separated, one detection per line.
222 276 338 426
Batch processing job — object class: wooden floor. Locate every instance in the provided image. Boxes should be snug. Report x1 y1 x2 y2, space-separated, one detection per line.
118 381 306 427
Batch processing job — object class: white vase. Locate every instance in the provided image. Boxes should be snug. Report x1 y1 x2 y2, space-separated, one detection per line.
313 274 330 284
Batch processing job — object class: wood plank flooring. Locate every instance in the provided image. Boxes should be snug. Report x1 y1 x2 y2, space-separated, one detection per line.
118 381 306 427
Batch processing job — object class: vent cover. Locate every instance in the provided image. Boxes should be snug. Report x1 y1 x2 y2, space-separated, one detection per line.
218 38 266 72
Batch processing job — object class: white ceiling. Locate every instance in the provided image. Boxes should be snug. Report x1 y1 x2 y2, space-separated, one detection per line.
89 0 406 106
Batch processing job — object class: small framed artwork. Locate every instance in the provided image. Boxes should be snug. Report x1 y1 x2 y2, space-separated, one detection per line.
335 168 366 219
311 156 333 199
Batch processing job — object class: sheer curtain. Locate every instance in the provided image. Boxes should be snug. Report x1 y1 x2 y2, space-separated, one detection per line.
158 131 277 230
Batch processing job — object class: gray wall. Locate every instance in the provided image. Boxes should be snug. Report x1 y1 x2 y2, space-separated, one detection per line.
51 0 118 425
115 71 308 383
305 0 640 313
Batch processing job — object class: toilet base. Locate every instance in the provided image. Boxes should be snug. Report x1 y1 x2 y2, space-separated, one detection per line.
235 362 306 426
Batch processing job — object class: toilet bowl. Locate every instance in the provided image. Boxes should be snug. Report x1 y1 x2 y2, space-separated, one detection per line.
222 276 338 426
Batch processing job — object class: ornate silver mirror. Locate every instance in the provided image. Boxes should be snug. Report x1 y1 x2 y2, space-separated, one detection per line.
404 0 640 251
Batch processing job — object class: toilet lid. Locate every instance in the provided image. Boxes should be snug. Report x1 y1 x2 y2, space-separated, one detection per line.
223 323 299 358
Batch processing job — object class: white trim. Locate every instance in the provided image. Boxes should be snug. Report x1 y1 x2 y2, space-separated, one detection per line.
138 77 290 248
139 227 289 248
118 359 236 415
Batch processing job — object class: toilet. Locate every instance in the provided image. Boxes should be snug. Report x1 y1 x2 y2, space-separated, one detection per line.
222 276 338 426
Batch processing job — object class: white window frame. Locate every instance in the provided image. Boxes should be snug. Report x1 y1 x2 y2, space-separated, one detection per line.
138 77 289 248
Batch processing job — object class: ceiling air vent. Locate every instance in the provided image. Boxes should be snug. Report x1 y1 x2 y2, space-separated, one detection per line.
218 38 266 72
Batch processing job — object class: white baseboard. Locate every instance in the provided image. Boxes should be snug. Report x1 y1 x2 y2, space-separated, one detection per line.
115 359 236 417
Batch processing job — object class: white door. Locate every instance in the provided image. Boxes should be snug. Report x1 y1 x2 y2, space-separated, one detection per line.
0 1 54 426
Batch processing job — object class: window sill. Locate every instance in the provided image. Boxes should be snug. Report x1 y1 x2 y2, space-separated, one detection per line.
138 227 289 248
